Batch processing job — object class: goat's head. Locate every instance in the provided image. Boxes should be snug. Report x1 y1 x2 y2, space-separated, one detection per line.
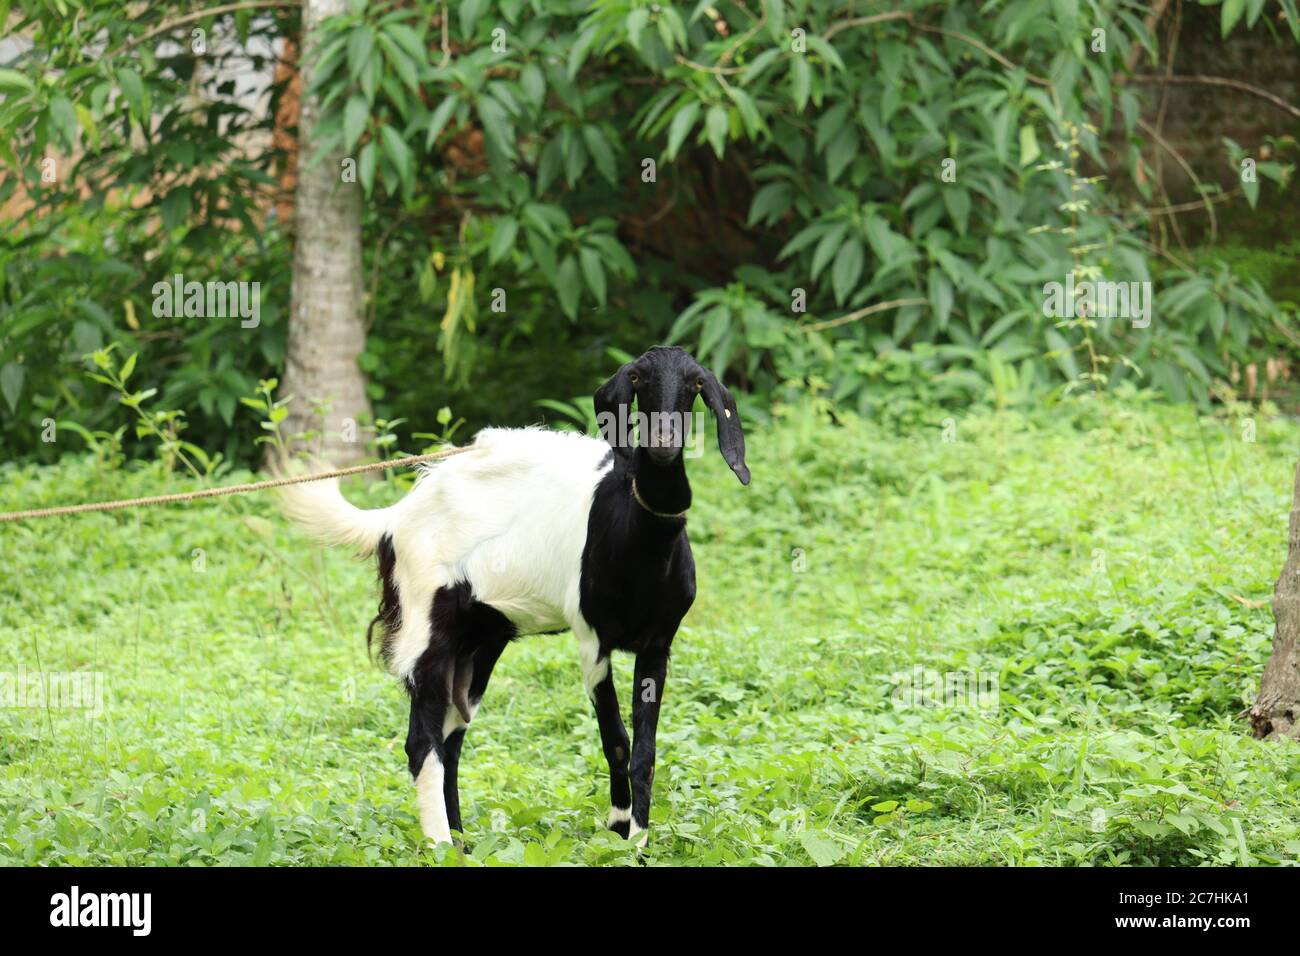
594 346 750 485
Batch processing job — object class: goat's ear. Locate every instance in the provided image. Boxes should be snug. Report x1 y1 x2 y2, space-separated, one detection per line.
593 362 634 452
700 369 750 485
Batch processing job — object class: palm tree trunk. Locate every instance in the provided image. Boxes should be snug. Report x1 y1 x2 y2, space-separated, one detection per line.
279 0 370 466
1249 460 1300 741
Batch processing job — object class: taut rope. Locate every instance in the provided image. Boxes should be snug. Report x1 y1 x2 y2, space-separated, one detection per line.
0 447 472 523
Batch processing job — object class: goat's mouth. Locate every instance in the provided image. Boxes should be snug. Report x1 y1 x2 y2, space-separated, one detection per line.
643 441 682 465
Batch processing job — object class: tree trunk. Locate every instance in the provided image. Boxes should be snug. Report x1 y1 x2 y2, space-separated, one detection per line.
278 0 370 466
272 35 300 225
1249 460 1300 741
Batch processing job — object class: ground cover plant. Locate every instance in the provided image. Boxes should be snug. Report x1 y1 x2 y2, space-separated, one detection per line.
2 391 1296 866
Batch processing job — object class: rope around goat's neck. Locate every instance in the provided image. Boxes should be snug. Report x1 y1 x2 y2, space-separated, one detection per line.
0 447 473 523
630 477 688 520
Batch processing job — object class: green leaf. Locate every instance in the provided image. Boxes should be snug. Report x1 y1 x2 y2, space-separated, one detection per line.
831 238 864 305
763 0 786 42
0 68 34 94
386 23 428 66
347 27 375 83
537 137 563 192
555 255 581 318
790 56 811 112
344 95 368 152
825 126 858 183
48 95 78 146
741 48 782 84
798 830 845 867
425 96 459 149
942 186 971 236
1019 125 1040 167
377 32 420 93
805 35 845 71
520 63 546 106
379 124 414 192
1221 0 1246 36
992 105 1014 164
477 96 515 159
748 182 792 226
0 361 24 413
928 269 954 329
582 125 617 183
666 101 700 160
1242 172 1259 209
160 187 191 232
626 8 650 48
488 216 518 264
810 222 848 278
460 0 490 37
704 105 728 159
359 141 376 195
526 228 557 280
115 68 148 121
579 246 607 306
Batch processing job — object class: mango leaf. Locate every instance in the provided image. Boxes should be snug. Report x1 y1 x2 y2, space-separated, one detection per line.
379 124 414 193
343 95 368 152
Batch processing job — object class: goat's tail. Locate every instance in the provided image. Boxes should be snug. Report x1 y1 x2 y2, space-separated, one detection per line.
276 471 393 557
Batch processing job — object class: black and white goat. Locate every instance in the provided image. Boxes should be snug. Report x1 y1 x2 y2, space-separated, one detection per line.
279 346 749 847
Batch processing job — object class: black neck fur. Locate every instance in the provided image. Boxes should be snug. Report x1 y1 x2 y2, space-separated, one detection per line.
629 446 691 518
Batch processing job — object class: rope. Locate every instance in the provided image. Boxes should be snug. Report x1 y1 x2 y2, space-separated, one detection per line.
0 447 473 524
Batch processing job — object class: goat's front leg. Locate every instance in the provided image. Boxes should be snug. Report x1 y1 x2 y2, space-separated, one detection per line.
629 645 670 846
577 630 632 834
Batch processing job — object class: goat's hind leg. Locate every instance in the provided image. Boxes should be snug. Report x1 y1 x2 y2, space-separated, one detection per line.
405 658 454 847
441 635 509 838
408 581 517 849
404 584 468 849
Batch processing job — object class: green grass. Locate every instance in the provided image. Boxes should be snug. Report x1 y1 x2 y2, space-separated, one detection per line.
2 390 1299 866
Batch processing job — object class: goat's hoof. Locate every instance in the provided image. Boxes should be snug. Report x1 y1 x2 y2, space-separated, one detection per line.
627 820 649 849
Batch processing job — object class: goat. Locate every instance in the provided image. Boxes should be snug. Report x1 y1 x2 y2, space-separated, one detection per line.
278 346 749 847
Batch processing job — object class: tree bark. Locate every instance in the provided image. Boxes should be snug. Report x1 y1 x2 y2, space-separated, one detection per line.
272 35 300 225
278 0 370 466
1249 460 1300 741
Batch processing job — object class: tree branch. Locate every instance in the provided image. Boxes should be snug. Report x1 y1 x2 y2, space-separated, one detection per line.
1125 73 1300 121
1137 117 1218 242
123 1 299 52
803 298 928 333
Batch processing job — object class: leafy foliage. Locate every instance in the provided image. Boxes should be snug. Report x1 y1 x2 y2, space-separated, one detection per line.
2 395 1298 865
1 0 1298 462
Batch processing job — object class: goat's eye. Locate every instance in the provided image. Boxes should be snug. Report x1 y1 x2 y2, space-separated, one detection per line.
629 371 640 386
694 378 705 391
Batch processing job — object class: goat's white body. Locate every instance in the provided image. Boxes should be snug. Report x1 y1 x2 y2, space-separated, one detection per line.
279 427 613 680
